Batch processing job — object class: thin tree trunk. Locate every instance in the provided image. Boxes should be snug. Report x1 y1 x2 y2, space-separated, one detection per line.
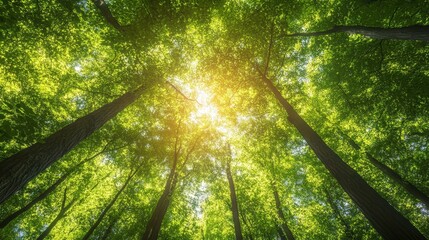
82 168 139 240
283 25 429 41
272 184 295 240
100 214 121 240
0 85 146 204
36 172 110 239
0 144 113 229
0 173 68 229
238 210 254 240
339 130 429 208
260 73 425 239
142 145 179 240
226 160 243 240
91 0 125 32
36 188 75 240
324 188 354 239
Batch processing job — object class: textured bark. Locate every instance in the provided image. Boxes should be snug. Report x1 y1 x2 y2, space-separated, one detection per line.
82 168 138 240
283 25 429 41
0 173 68 229
142 149 179 240
324 188 354 239
0 145 111 228
91 0 125 32
340 131 429 208
272 185 295 240
261 74 425 239
0 86 145 204
226 160 243 240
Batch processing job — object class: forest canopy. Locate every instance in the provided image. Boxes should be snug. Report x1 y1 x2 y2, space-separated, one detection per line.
0 0 429 239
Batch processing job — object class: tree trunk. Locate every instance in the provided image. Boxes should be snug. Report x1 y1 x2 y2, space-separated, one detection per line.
283 25 429 41
261 74 425 239
36 172 109 239
0 145 110 228
0 173 68 229
0 85 146 204
324 188 354 239
100 214 121 240
91 0 125 32
142 155 179 240
272 185 295 240
226 160 243 240
340 131 429 208
82 168 138 240
36 189 75 240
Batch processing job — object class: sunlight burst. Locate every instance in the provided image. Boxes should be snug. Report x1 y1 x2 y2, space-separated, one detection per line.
190 89 219 123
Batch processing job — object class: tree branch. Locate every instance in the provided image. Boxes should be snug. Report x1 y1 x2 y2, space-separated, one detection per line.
91 0 126 33
166 81 201 104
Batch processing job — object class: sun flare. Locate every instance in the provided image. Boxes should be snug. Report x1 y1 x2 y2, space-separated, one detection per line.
189 88 219 123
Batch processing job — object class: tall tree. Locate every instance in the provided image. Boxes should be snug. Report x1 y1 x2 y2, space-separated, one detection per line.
226 158 244 240
91 0 126 33
282 25 429 41
337 129 429 208
0 142 118 229
258 68 425 239
0 85 147 204
142 129 181 240
36 188 76 240
36 172 110 239
82 166 140 240
323 187 354 239
272 183 295 240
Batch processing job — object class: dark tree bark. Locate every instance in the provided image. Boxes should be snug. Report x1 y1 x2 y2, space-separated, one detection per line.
272 184 295 240
82 168 139 240
0 173 68 230
226 160 243 240
324 188 354 239
91 0 126 32
282 25 429 41
259 72 425 239
0 144 113 229
142 140 180 240
339 130 429 208
0 86 146 204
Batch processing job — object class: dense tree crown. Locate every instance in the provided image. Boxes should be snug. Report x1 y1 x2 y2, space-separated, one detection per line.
1 0 428 239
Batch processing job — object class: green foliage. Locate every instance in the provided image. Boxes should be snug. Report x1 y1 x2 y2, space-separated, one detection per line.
1 0 428 239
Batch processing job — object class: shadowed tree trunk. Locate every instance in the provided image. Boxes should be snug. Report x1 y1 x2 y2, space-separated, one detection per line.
1 173 68 230
259 70 425 239
36 188 76 240
0 143 116 229
0 85 146 204
91 0 126 32
339 130 429 208
238 209 254 240
324 188 354 239
282 25 429 41
36 173 109 239
141 124 200 240
141 170 177 240
100 214 121 240
272 184 295 240
82 167 139 240
226 159 243 240
142 138 180 240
